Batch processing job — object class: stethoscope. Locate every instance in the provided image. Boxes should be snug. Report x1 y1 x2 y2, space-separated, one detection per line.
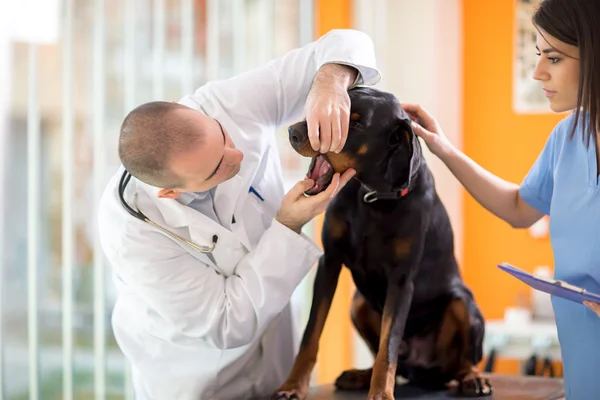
118 169 218 254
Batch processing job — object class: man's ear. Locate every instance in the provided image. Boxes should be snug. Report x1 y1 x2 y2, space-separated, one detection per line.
157 188 182 199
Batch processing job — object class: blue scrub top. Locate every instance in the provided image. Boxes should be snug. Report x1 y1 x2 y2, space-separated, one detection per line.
519 113 600 398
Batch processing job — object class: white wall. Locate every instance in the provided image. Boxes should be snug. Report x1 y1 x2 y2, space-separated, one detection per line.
352 0 463 369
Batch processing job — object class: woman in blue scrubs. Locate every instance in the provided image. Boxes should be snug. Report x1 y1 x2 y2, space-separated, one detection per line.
402 0 600 398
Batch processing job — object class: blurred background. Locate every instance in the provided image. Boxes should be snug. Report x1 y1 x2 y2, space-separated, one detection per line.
0 0 565 398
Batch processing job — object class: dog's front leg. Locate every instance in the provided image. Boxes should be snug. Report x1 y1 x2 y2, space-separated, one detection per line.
272 255 342 400
367 277 414 400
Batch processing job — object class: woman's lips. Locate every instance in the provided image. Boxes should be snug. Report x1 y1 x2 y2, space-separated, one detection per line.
543 88 557 97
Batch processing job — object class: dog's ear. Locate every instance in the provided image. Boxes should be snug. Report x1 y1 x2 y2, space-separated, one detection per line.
384 120 422 188
388 125 405 147
407 124 422 181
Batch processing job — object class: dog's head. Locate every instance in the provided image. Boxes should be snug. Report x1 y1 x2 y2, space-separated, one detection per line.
288 86 422 196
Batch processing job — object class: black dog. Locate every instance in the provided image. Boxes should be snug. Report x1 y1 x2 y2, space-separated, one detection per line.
272 87 492 400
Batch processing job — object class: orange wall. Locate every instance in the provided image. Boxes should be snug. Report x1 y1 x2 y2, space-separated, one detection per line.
462 0 560 373
313 0 355 385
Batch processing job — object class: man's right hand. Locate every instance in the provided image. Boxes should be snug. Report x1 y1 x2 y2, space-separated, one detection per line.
276 169 356 233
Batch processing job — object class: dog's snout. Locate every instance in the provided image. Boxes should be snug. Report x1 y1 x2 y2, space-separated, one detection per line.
288 122 309 148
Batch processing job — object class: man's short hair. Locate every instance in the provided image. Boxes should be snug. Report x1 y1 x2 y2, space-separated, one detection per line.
118 101 203 189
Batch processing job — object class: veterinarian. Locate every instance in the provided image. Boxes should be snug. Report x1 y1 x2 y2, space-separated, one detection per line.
403 0 600 398
98 29 381 399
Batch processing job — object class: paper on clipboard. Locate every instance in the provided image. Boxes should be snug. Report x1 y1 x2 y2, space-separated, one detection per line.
497 262 600 305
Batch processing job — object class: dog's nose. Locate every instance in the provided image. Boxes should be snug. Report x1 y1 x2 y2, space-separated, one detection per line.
288 123 308 147
288 126 300 144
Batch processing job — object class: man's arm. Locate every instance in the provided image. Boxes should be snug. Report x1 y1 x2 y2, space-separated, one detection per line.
179 29 380 132
116 218 322 350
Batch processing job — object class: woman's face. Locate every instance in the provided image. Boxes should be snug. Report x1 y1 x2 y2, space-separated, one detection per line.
532 28 581 113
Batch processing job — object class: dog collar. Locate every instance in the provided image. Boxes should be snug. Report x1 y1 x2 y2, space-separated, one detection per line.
362 183 409 203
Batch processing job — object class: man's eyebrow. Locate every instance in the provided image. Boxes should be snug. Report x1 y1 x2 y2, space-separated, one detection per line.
204 121 227 181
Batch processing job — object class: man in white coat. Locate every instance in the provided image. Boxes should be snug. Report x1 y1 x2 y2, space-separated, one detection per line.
98 29 381 399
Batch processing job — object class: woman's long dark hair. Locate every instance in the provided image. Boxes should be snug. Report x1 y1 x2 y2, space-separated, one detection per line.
533 0 600 146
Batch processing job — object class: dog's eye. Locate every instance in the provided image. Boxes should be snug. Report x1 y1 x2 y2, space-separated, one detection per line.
350 114 362 127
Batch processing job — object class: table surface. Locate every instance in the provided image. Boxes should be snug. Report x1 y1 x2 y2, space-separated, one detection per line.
306 374 564 400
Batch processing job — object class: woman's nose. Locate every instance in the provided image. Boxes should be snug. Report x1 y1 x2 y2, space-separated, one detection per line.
532 60 548 81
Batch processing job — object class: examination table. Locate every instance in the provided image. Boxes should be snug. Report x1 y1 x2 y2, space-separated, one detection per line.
305 374 564 400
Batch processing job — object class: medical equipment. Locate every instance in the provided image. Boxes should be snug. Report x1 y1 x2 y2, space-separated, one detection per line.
118 170 218 253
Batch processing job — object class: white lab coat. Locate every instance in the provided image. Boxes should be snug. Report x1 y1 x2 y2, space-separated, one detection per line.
98 29 381 400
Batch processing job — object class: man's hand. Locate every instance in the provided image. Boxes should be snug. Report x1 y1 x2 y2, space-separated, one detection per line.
276 169 356 233
304 64 358 154
584 301 600 317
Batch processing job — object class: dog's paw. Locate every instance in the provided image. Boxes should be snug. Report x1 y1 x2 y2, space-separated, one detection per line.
271 391 302 400
334 368 372 391
271 383 309 400
366 389 394 400
457 376 493 397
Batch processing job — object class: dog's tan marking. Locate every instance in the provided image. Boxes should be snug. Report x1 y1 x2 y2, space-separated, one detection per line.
277 299 332 396
327 215 347 240
327 153 357 173
351 294 381 355
435 299 471 375
350 112 361 121
357 144 368 155
393 238 412 259
369 308 397 399
298 143 319 158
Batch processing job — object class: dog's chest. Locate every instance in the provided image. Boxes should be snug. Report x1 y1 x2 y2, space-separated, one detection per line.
343 214 411 276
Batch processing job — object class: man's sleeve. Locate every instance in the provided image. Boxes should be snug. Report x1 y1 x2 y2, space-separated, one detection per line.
179 29 381 128
519 127 559 215
114 219 322 350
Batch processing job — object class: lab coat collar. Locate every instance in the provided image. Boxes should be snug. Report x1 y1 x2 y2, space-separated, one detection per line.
176 190 212 206
139 156 260 250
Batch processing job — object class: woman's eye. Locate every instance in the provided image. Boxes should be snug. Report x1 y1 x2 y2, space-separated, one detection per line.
535 52 560 64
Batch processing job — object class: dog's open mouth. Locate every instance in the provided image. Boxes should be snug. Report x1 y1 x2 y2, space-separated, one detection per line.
305 155 334 195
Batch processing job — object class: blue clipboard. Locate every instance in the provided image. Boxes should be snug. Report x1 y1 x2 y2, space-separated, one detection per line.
497 262 600 304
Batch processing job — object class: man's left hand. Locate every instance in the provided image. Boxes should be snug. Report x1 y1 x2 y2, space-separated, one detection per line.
304 64 358 154
584 301 600 317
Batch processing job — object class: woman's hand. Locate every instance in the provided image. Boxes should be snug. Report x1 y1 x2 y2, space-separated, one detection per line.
584 301 600 317
401 103 454 159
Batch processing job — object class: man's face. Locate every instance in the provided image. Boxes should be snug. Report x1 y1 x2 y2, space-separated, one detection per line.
159 108 244 198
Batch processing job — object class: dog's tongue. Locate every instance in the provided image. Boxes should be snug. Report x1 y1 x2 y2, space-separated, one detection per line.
308 155 331 182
